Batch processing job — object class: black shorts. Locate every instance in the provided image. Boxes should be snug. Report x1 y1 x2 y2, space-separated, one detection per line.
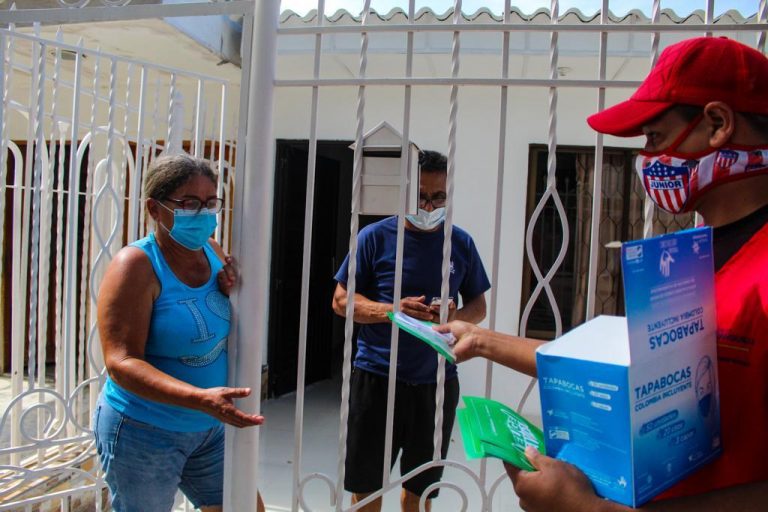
344 368 460 498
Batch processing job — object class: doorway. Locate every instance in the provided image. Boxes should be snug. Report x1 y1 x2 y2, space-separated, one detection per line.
267 140 353 397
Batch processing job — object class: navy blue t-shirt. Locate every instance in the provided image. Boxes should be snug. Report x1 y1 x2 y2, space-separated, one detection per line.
335 216 491 384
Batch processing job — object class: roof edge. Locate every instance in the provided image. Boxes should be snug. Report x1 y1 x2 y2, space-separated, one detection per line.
279 7 754 25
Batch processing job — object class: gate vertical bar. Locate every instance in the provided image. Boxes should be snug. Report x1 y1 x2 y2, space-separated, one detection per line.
29 38 47 396
585 0 609 321
518 0 567 414
27 34 48 398
29 37 47 466
758 0 766 52
224 12 254 508
82 49 103 426
480 0 512 490
223 0 278 508
335 0 371 503
18 33 38 409
62 38 83 440
694 1 716 229
9 29 28 465
194 80 204 158
128 66 147 242
381 0 408 487
292 0 325 508
0 33 11 459
0 34 7 346
50 35 67 435
644 0 661 239
120 65 131 211
215 84 227 245
433 0 463 464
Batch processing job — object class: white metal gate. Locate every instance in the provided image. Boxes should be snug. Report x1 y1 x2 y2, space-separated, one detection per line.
268 2 767 511
0 1 766 512
0 2 250 510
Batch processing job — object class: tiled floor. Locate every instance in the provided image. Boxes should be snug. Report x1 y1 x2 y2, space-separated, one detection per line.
258 377 526 512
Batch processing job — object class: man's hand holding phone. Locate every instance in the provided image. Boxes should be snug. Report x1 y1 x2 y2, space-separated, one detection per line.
429 296 456 323
399 296 434 321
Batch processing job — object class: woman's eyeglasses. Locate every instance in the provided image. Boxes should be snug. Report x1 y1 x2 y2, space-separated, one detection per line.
164 197 224 214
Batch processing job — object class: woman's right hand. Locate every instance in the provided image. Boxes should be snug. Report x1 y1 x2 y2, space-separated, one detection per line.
196 387 265 428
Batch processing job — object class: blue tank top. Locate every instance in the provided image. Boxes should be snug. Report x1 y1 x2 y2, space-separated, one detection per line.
102 233 229 432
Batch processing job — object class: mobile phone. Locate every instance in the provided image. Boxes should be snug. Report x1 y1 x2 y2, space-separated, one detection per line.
430 296 454 307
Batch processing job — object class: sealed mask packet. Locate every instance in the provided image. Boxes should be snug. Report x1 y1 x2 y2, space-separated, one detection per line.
387 311 456 363
457 395 545 471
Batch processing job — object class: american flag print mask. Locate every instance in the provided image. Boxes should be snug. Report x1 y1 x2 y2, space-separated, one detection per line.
636 148 768 214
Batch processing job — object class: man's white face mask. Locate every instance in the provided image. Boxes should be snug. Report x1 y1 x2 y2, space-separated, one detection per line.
406 207 446 231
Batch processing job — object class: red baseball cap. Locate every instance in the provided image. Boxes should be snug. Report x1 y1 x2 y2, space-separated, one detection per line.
587 37 768 137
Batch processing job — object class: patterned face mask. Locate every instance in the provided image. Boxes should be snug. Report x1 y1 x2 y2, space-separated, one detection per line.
636 148 768 214
636 115 768 214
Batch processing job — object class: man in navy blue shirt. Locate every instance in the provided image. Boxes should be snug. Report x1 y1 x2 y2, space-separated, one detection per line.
332 150 491 512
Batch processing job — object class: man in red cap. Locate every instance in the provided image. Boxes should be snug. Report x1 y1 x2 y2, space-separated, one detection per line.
436 36 768 510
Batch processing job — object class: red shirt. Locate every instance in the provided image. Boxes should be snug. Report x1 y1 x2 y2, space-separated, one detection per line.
658 222 768 499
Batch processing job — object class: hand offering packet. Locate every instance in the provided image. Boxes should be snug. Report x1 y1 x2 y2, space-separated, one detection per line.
387 311 456 363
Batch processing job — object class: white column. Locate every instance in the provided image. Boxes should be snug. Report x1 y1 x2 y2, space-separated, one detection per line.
223 1 278 510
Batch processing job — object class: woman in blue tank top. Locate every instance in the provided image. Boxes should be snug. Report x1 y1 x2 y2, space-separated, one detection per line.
93 154 265 512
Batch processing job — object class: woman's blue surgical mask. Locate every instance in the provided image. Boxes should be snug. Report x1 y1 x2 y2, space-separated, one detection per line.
406 207 446 231
156 201 218 250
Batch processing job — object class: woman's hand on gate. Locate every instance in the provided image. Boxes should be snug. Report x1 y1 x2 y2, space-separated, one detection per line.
217 256 238 296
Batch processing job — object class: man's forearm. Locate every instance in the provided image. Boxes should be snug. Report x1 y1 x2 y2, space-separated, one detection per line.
455 295 486 324
473 328 544 377
334 290 392 324
351 296 392 324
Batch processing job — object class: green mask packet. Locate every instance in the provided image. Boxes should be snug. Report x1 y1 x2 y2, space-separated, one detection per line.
457 396 545 471
386 311 456 363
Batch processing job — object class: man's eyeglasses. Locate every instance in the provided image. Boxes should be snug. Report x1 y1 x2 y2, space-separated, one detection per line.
418 193 447 209
164 197 225 214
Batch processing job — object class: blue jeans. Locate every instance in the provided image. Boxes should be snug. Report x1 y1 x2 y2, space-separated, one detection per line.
93 398 224 511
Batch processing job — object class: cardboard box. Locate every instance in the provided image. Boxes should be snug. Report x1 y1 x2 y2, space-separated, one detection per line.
536 227 721 507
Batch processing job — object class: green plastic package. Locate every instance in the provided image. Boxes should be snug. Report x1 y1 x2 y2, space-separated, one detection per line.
386 311 456 363
457 396 546 471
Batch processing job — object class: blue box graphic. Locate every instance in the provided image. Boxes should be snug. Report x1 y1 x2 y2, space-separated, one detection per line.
536 227 721 507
